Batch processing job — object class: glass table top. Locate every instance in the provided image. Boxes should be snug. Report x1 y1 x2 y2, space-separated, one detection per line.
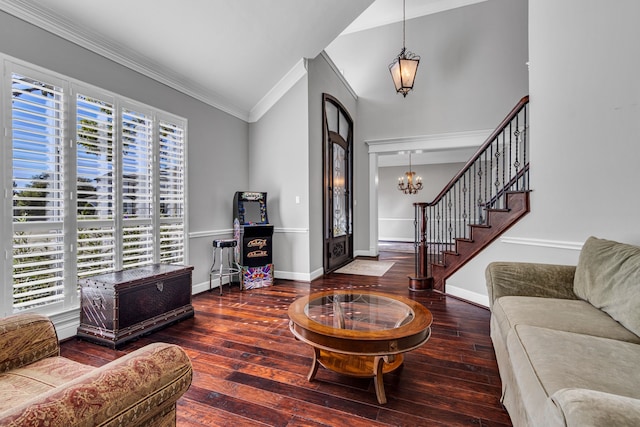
304 292 414 331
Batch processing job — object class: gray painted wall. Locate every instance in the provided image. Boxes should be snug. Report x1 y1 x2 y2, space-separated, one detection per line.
327 0 529 269
327 0 529 140
248 53 359 280
248 76 310 276
0 11 250 293
7 0 627 310
379 162 466 241
447 0 640 305
307 55 360 275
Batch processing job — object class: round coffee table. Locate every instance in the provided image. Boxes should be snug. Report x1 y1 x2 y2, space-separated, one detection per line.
288 290 432 404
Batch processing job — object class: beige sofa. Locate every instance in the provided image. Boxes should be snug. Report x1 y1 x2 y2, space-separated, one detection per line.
0 313 192 426
486 236 640 426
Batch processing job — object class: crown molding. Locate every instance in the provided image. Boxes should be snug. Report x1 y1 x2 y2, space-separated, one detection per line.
247 52 358 123
248 58 309 123
0 0 250 121
320 51 358 101
366 129 493 154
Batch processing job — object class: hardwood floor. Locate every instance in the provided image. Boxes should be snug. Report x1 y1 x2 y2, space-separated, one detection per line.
60 250 511 426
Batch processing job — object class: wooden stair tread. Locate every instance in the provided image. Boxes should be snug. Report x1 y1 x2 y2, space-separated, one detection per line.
427 191 531 292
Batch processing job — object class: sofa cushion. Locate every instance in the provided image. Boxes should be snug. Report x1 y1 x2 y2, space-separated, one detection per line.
551 388 640 427
0 357 93 413
493 296 640 346
507 325 640 426
0 342 192 426
574 236 640 337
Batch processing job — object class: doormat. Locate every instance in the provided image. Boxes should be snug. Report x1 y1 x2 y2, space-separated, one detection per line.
334 260 395 277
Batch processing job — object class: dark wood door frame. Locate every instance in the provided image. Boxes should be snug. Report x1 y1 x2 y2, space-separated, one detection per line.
322 94 354 273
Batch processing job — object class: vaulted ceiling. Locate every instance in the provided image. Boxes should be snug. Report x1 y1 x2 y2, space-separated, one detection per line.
0 0 486 122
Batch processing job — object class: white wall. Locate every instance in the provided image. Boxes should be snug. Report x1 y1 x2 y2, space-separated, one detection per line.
248 53 359 280
328 0 529 261
448 0 640 306
0 11 250 334
248 76 311 279
378 162 465 241
307 54 360 274
328 0 529 141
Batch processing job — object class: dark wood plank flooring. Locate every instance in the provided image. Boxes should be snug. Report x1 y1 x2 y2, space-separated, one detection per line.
60 250 511 426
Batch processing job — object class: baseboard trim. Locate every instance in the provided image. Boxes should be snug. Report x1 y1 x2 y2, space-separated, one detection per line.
355 248 377 257
446 285 489 308
193 277 236 295
275 268 322 282
51 309 81 341
193 267 322 293
379 237 414 243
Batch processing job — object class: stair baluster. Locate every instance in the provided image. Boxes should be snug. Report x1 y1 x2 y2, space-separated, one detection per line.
410 96 530 292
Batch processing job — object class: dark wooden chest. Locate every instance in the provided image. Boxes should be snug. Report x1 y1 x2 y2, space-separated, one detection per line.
77 264 194 348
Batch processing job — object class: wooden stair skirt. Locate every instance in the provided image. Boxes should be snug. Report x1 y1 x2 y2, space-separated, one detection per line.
411 191 530 293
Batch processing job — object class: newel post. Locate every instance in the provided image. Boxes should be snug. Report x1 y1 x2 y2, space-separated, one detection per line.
409 202 432 291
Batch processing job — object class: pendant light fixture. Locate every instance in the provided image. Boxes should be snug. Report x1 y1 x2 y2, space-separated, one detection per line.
389 0 420 97
398 152 423 194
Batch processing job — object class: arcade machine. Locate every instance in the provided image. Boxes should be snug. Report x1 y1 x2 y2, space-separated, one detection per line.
233 191 274 289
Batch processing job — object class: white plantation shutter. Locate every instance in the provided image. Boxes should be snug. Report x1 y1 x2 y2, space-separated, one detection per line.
158 120 186 264
3 60 188 314
76 93 116 277
122 107 154 267
11 73 66 310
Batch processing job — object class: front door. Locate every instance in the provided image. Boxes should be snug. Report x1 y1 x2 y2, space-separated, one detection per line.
323 94 353 273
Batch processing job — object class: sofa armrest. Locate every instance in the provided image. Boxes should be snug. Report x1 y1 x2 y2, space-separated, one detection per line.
0 313 59 373
551 388 640 427
485 261 578 309
0 342 193 427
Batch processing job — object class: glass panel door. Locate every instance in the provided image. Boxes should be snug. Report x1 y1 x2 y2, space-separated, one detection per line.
323 94 353 273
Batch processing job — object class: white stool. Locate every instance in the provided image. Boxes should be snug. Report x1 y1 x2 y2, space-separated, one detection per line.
209 239 242 295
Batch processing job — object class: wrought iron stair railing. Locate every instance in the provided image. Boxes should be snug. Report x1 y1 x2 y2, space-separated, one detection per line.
410 96 530 292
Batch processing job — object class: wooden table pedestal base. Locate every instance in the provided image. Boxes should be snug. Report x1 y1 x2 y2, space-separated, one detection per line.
308 348 404 404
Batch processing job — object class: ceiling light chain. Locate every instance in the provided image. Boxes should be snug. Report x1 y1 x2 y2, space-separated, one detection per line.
388 0 421 97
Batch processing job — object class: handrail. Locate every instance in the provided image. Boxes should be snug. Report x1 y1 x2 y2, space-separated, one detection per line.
410 96 530 291
420 95 529 207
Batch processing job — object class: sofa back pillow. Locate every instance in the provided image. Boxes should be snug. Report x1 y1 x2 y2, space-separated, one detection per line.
574 236 640 337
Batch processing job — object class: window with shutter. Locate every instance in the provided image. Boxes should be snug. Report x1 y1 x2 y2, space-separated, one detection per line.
11 72 66 311
76 93 116 277
2 58 188 315
121 107 154 268
158 119 186 264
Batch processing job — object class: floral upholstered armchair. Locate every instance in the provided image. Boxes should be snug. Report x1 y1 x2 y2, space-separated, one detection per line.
0 313 192 426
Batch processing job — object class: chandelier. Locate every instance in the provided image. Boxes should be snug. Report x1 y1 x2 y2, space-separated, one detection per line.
388 0 420 97
398 152 422 194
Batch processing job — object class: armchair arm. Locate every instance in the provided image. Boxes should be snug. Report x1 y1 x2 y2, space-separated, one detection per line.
485 261 578 309
0 313 59 373
1 342 192 427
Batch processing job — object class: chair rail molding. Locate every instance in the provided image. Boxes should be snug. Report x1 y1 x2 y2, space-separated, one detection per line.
189 227 308 240
499 237 584 251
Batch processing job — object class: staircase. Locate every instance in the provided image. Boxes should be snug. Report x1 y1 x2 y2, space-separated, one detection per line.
410 96 530 293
